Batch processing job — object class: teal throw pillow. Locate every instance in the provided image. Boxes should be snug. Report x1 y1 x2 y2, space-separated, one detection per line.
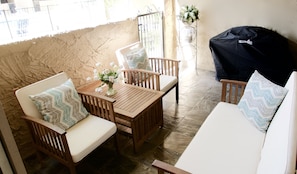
125 46 152 71
237 70 288 132
29 79 89 130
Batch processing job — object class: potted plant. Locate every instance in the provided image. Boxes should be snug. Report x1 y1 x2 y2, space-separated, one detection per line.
178 5 199 43
179 5 199 25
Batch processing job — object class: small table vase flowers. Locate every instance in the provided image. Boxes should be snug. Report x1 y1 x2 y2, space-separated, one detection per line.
93 62 121 96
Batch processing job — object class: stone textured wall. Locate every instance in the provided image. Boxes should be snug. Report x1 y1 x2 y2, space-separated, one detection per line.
0 19 138 159
164 0 177 60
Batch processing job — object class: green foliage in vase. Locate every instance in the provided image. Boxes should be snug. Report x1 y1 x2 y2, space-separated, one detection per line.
179 5 199 24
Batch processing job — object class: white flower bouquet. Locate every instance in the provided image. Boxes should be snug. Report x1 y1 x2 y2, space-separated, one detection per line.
90 62 122 95
179 5 199 24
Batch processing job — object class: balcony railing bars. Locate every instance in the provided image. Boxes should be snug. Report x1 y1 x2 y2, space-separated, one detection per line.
0 0 102 45
138 11 164 58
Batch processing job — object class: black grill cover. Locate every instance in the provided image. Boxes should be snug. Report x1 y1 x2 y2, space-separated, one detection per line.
209 26 295 86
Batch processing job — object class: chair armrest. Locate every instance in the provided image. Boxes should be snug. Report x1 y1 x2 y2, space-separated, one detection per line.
22 115 65 134
21 115 72 162
152 160 191 174
78 91 117 122
122 69 161 90
220 79 247 104
78 90 116 103
148 57 180 77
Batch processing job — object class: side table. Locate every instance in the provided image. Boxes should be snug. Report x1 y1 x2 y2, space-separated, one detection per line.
77 81 164 152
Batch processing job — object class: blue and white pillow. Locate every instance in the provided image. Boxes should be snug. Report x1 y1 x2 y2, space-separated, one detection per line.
238 70 288 132
124 46 152 71
29 79 89 130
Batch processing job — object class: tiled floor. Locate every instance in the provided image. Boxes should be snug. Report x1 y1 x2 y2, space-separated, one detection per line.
23 56 222 174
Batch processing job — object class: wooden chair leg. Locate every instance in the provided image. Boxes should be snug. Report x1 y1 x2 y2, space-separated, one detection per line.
157 169 165 174
176 83 179 104
36 151 43 163
68 162 77 174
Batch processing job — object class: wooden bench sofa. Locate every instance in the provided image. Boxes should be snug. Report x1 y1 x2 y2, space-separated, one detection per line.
152 71 297 174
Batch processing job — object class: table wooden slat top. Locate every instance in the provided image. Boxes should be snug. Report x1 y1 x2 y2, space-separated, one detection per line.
77 81 164 118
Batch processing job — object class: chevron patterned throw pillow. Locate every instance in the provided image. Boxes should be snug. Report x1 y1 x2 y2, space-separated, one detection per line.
238 70 288 132
125 46 152 71
30 79 89 130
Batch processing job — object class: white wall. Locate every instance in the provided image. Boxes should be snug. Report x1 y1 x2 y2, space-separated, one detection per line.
177 0 297 71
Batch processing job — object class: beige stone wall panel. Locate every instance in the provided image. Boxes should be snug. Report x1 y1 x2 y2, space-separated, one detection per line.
0 19 138 159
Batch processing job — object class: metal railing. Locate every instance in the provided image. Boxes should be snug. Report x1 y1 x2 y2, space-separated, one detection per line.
138 11 164 58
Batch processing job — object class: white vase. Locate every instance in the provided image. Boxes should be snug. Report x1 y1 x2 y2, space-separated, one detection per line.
181 22 196 43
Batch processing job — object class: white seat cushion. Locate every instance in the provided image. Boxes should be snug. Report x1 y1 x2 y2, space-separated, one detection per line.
175 102 265 174
160 75 177 93
66 115 117 162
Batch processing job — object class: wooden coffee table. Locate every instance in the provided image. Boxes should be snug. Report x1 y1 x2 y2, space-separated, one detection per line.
77 81 164 152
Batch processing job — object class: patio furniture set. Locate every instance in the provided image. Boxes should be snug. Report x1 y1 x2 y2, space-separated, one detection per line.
14 41 297 174
15 42 179 174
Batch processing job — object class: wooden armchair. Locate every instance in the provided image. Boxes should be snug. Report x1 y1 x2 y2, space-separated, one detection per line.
116 42 180 103
151 79 248 173
15 72 118 174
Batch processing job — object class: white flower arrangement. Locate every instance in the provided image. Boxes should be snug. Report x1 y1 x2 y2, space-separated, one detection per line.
179 5 199 24
88 62 122 92
95 62 120 84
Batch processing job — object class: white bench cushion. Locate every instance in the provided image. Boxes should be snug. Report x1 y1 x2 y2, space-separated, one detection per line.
66 115 117 162
175 102 265 174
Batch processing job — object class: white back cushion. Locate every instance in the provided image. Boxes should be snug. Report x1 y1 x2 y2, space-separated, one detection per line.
15 72 69 119
115 42 142 70
257 71 297 174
